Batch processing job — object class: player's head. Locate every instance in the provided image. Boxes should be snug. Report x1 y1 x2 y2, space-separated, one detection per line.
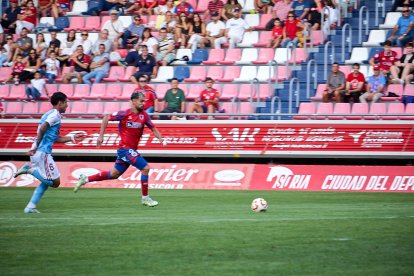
51 92 68 113
130 91 145 111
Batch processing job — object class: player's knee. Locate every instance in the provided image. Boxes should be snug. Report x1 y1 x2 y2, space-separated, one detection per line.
52 179 60 188
141 167 150 175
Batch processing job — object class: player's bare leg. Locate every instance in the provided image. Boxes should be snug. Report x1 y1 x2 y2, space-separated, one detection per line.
74 168 121 192
140 165 158 207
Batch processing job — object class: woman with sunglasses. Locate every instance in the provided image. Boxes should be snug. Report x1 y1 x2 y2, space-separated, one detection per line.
0 36 15 67
58 29 76 64
175 13 193 48
34 33 48 59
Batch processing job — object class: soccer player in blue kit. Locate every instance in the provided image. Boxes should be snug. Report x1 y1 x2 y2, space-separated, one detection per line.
14 92 85 213
74 91 166 207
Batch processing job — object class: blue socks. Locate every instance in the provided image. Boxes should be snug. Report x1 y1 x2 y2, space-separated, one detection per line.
27 169 54 209
32 169 53 187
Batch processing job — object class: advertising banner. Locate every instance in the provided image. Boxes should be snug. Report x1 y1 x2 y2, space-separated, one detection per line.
2 161 413 192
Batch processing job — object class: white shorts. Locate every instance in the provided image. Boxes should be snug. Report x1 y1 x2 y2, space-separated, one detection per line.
30 151 60 181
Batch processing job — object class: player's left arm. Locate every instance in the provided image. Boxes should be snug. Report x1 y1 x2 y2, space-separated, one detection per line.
151 126 167 146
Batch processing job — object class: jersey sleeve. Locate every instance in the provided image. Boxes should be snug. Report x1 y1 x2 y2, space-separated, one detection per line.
109 110 128 121
144 111 155 129
45 109 61 127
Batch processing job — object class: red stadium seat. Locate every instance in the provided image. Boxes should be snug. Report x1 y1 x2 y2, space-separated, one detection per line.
103 66 125 82
255 84 274 100
58 83 74 98
256 14 273 30
220 84 239 100
195 0 209 12
86 83 106 99
45 84 58 96
404 84 414 96
21 101 39 118
120 101 131 110
5 102 23 117
327 103 351 120
55 66 73 82
39 101 51 114
238 102 255 119
85 101 104 118
187 84 203 100
184 66 206 82
64 16 85 31
238 84 253 101
203 49 224 65
0 84 10 99
119 66 136 82
0 67 12 82
293 102 316 120
72 84 90 100
5 85 25 100
402 103 414 120
218 66 240 82
207 66 224 82
384 102 404 120
315 102 334 120
81 16 100 31
252 31 272 47
104 101 120 114
219 49 241 65
154 84 170 100
120 83 138 100
346 103 368 120
310 84 327 101
68 102 88 118
382 84 403 101
365 103 386 120
103 83 123 100
252 48 274 65
290 48 309 64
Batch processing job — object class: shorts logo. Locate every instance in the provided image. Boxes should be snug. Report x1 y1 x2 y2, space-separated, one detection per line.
127 122 142 128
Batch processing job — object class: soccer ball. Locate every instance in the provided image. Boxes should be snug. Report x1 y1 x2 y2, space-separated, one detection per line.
251 198 268 213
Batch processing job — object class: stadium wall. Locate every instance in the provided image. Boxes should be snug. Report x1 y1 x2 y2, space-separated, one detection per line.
1 119 414 159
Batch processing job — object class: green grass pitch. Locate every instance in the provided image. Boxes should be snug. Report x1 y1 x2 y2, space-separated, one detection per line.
0 188 413 275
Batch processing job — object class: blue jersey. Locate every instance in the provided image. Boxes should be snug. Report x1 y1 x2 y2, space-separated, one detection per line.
37 109 62 154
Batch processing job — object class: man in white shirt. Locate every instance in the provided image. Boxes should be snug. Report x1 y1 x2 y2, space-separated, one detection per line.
101 9 124 49
40 51 60 84
82 44 110 85
71 32 93 55
224 7 252 48
206 11 227 49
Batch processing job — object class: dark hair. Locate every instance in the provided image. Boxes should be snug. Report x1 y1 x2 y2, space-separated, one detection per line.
51 92 67 106
352 63 360 68
405 42 413 48
383 40 392 46
131 91 145 100
170 77 179 82
332 62 339 66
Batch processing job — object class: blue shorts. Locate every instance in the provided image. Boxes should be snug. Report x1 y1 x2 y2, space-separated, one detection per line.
114 148 148 174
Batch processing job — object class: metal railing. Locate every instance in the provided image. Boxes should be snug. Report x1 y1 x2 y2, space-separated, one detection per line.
288 77 300 114
324 41 335 81
341 23 352 61
375 0 386 26
358 6 369 44
270 96 281 120
306 59 318 99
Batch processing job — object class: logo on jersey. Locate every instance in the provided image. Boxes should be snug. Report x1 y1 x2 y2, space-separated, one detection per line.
127 122 143 128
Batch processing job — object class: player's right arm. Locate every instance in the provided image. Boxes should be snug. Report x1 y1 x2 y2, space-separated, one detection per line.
97 114 110 147
29 122 50 156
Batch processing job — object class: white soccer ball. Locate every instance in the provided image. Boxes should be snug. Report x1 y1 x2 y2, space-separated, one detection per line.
251 198 268 213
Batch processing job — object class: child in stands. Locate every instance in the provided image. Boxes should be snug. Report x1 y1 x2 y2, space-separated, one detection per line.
2 54 26 85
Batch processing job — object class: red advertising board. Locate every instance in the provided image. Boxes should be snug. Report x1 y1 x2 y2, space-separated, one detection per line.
1 161 413 192
0 120 413 158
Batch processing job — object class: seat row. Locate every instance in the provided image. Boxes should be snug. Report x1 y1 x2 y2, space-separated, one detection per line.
311 83 414 102
0 82 275 101
294 102 414 120
3 100 256 119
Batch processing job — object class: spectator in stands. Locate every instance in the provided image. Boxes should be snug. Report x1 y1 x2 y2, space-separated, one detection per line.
40 51 60 84
122 15 145 49
0 35 15 67
25 71 49 102
82 44 110 85
157 0 175 15
390 42 414 84
392 1 414 12
267 18 283 48
57 29 76 64
72 32 93 56
225 7 253 49
205 0 224 21
369 40 399 76
2 54 26 85
281 12 304 47
271 0 293 22
173 0 194 17
360 66 386 103
16 0 37 34
157 28 176 66
187 13 207 53
222 0 242 21
130 45 157 83
62 45 91 84
324 0 339 30
342 63 365 103
1 0 21 34
138 27 159 55
51 0 71 18
254 0 272 14
384 6 414 48
13 28 33 60
188 77 220 120
109 0 129 15
101 10 124 50
159 11 177 36
160 78 186 120
290 0 311 21
19 50 41 83
206 11 227 49
175 12 192 48
307 0 324 30
34 33 48 60
91 29 113 56
82 0 116 16
322 62 346 103
39 0 53 17
138 0 158 15
133 75 158 114
48 31 61 51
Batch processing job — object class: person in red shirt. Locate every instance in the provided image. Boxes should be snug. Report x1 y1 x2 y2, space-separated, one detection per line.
74 91 166 207
2 54 26 85
51 0 71 18
267 18 283 48
188 77 220 119
342 63 366 103
16 0 37 33
173 0 194 17
369 40 399 75
281 12 304 47
133 75 158 114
